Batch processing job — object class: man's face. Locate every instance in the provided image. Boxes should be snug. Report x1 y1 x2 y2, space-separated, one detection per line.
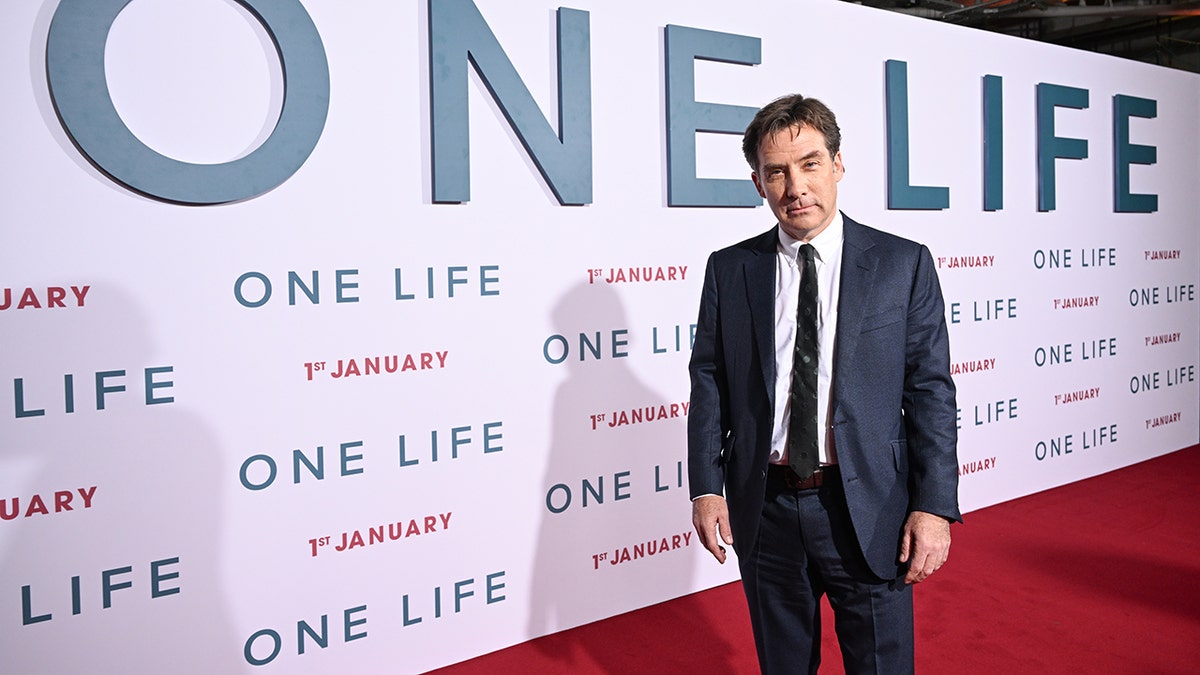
751 124 844 242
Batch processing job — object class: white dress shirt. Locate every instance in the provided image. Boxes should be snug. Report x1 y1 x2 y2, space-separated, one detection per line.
770 212 843 466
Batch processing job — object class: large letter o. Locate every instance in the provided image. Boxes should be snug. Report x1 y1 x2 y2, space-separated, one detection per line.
46 0 330 205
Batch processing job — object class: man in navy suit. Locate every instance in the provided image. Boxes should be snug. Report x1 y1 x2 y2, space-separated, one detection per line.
688 94 961 674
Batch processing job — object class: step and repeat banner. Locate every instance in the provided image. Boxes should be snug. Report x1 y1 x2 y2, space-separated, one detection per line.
2 0 1197 672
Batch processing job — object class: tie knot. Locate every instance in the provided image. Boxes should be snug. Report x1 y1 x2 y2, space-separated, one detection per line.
800 244 816 263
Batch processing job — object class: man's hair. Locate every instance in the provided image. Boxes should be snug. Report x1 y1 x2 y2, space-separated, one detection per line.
742 94 841 171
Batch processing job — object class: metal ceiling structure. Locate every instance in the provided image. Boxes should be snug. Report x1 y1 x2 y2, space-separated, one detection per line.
850 0 1200 73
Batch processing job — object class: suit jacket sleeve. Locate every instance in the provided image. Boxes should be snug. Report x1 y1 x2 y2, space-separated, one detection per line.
687 252 728 499
903 244 962 523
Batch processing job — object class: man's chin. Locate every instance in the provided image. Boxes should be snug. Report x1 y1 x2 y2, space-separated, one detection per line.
780 217 825 241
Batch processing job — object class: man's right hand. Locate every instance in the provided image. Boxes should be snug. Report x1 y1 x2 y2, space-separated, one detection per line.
691 495 734 564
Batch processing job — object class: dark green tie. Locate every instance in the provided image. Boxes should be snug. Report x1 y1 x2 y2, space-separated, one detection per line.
788 244 819 480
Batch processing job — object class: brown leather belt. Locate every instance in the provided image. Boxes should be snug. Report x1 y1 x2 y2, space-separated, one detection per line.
767 463 838 490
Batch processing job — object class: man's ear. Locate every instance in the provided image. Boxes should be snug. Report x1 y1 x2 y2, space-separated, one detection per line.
751 172 766 198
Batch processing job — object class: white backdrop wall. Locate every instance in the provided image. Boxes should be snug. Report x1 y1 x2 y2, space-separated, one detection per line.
2 0 1197 672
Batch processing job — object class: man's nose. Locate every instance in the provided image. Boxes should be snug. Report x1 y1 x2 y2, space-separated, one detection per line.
785 174 806 198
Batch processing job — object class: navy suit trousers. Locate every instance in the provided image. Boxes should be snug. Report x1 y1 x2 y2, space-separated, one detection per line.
737 476 914 674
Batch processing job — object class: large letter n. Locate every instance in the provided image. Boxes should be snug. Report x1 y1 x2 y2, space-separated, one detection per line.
429 0 592 205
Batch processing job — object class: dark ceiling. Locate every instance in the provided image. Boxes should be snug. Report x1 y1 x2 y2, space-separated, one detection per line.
850 0 1200 73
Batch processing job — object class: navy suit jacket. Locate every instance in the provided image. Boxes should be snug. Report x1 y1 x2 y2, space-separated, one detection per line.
688 215 962 580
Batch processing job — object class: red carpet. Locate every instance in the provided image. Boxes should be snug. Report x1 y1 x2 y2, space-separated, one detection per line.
434 446 1200 674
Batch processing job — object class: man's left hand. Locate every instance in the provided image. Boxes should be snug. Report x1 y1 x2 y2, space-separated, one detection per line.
899 511 951 584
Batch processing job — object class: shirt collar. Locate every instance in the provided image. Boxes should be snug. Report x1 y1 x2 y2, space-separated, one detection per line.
776 211 844 264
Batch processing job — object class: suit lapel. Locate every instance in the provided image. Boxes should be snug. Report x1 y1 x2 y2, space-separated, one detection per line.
744 227 778 403
834 217 879 402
